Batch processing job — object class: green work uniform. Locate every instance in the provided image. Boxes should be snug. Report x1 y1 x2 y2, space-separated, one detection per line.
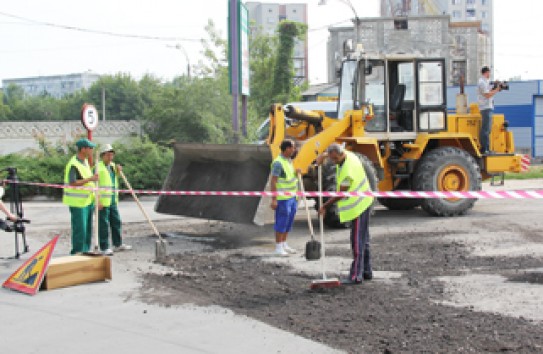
63 155 95 255
97 161 122 250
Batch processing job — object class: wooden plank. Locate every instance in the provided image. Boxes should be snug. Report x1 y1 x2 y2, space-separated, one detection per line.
41 255 111 291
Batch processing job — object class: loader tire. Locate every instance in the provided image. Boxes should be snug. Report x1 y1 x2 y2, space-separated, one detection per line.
414 146 481 217
320 153 379 228
378 181 422 210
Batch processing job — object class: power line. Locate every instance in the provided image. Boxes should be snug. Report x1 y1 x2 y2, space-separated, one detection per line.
0 11 201 42
308 18 353 32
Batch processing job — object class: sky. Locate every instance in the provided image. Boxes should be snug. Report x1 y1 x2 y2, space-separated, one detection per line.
0 0 542 87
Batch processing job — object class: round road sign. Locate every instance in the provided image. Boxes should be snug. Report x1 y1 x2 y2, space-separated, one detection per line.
81 104 99 131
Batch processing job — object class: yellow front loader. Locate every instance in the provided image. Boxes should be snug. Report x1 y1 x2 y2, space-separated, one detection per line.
156 54 523 227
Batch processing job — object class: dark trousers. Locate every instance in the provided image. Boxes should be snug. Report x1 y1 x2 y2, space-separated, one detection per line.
98 203 122 250
350 207 372 282
69 204 93 255
480 109 493 153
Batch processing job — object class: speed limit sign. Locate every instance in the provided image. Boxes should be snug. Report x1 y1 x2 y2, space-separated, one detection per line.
81 104 99 131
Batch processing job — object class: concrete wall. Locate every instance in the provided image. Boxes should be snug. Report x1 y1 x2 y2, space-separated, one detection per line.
0 120 141 155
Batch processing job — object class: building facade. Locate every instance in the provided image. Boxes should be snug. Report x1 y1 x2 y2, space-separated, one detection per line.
327 16 490 86
2 71 101 98
245 2 308 84
380 0 493 70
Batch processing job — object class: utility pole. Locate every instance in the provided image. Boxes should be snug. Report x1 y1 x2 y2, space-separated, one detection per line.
319 0 360 44
101 87 106 122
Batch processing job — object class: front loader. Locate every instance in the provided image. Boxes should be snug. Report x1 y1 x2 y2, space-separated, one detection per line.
156 51 524 227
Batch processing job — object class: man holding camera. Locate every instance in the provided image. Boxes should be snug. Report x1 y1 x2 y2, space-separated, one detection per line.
478 66 502 155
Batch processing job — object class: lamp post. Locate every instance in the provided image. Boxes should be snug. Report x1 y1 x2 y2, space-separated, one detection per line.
318 0 360 44
166 43 191 79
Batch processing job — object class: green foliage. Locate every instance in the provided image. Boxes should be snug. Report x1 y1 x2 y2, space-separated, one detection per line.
272 20 307 104
0 137 173 198
504 166 543 180
0 18 308 142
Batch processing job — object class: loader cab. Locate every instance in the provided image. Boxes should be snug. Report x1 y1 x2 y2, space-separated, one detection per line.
337 55 447 140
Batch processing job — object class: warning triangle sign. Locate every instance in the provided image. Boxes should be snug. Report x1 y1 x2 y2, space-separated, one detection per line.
3 236 59 295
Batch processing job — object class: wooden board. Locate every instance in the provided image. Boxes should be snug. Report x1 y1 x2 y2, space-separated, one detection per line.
40 255 111 291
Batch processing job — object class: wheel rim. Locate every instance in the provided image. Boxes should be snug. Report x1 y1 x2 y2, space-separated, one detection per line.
437 164 469 200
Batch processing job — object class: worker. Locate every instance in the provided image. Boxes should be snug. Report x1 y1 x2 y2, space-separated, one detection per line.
63 138 98 255
97 144 131 255
270 139 299 256
317 144 374 284
478 66 502 154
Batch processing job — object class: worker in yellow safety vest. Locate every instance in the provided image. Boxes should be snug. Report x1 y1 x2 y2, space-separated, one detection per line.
317 143 374 284
97 144 131 256
270 139 300 256
63 138 98 255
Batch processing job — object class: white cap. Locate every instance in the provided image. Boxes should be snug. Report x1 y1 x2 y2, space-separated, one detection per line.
100 144 114 155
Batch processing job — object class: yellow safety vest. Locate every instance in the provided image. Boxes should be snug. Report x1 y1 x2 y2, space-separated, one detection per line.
63 156 95 208
336 151 373 223
272 155 298 201
97 161 119 207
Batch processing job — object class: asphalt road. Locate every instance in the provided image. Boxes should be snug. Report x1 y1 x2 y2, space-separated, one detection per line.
1 179 542 352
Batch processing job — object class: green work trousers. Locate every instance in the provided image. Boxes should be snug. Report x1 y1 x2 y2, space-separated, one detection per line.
98 203 122 251
69 204 93 255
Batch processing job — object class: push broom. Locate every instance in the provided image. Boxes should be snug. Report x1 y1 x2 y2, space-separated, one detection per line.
310 164 340 290
119 170 167 261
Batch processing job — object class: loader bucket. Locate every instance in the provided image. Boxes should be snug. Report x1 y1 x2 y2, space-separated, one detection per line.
155 143 273 224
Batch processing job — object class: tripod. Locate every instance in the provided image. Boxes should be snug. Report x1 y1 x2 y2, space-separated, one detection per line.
2 167 30 259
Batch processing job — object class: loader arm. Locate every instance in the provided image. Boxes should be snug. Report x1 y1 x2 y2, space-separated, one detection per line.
268 104 372 174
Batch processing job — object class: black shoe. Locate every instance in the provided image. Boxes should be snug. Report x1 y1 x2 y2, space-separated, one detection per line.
340 278 362 285
363 272 373 281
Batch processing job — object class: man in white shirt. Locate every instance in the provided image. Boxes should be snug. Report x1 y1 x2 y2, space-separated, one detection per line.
477 66 502 154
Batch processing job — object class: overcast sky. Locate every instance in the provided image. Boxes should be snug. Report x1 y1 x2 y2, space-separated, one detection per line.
0 0 542 86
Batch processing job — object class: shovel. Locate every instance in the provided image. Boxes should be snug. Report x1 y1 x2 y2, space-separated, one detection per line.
310 164 340 289
119 170 167 261
299 172 321 261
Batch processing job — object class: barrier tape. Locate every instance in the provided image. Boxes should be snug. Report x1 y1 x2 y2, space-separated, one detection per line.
521 155 531 172
4 180 543 200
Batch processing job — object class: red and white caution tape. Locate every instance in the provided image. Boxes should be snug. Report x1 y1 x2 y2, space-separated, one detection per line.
4 180 543 199
521 155 531 172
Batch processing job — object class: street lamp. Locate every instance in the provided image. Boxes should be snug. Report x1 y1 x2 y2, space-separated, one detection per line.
166 43 191 79
318 0 360 44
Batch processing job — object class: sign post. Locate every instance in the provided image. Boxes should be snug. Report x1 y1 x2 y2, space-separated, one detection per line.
229 0 250 140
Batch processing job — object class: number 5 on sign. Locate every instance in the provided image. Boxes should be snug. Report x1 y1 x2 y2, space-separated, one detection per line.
81 104 99 132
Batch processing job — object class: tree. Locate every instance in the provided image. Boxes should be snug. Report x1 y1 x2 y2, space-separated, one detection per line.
272 20 307 104
248 32 277 119
2 84 25 106
87 74 145 121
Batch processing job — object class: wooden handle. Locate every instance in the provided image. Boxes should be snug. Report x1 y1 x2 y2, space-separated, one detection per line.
93 149 99 251
119 170 163 241
298 172 315 238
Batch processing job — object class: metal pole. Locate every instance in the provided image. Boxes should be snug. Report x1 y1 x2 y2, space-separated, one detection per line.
241 94 248 137
230 0 240 141
102 87 106 122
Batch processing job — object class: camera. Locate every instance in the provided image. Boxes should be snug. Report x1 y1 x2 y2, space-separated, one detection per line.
491 81 509 91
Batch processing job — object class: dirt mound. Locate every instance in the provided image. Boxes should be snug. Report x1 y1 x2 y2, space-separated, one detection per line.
142 250 543 353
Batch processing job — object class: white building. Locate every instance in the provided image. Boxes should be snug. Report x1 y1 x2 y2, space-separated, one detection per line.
245 2 308 84
2 71 101 98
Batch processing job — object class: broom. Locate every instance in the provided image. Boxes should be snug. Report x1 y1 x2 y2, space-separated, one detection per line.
119 170 167 261
310 164 340 290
